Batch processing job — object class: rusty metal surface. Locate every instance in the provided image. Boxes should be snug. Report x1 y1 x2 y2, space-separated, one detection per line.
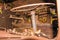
12 0 45 7
0 31 49 40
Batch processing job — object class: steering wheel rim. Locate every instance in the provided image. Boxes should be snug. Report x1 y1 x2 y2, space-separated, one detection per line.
10 3 55 12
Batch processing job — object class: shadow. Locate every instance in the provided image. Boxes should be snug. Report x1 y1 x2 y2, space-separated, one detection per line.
52 20 58 38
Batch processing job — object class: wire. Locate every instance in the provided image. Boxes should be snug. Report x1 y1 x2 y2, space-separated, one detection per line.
10 3 55 12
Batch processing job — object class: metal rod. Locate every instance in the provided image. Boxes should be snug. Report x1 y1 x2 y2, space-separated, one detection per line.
31 11 36 32
10 3 55 12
